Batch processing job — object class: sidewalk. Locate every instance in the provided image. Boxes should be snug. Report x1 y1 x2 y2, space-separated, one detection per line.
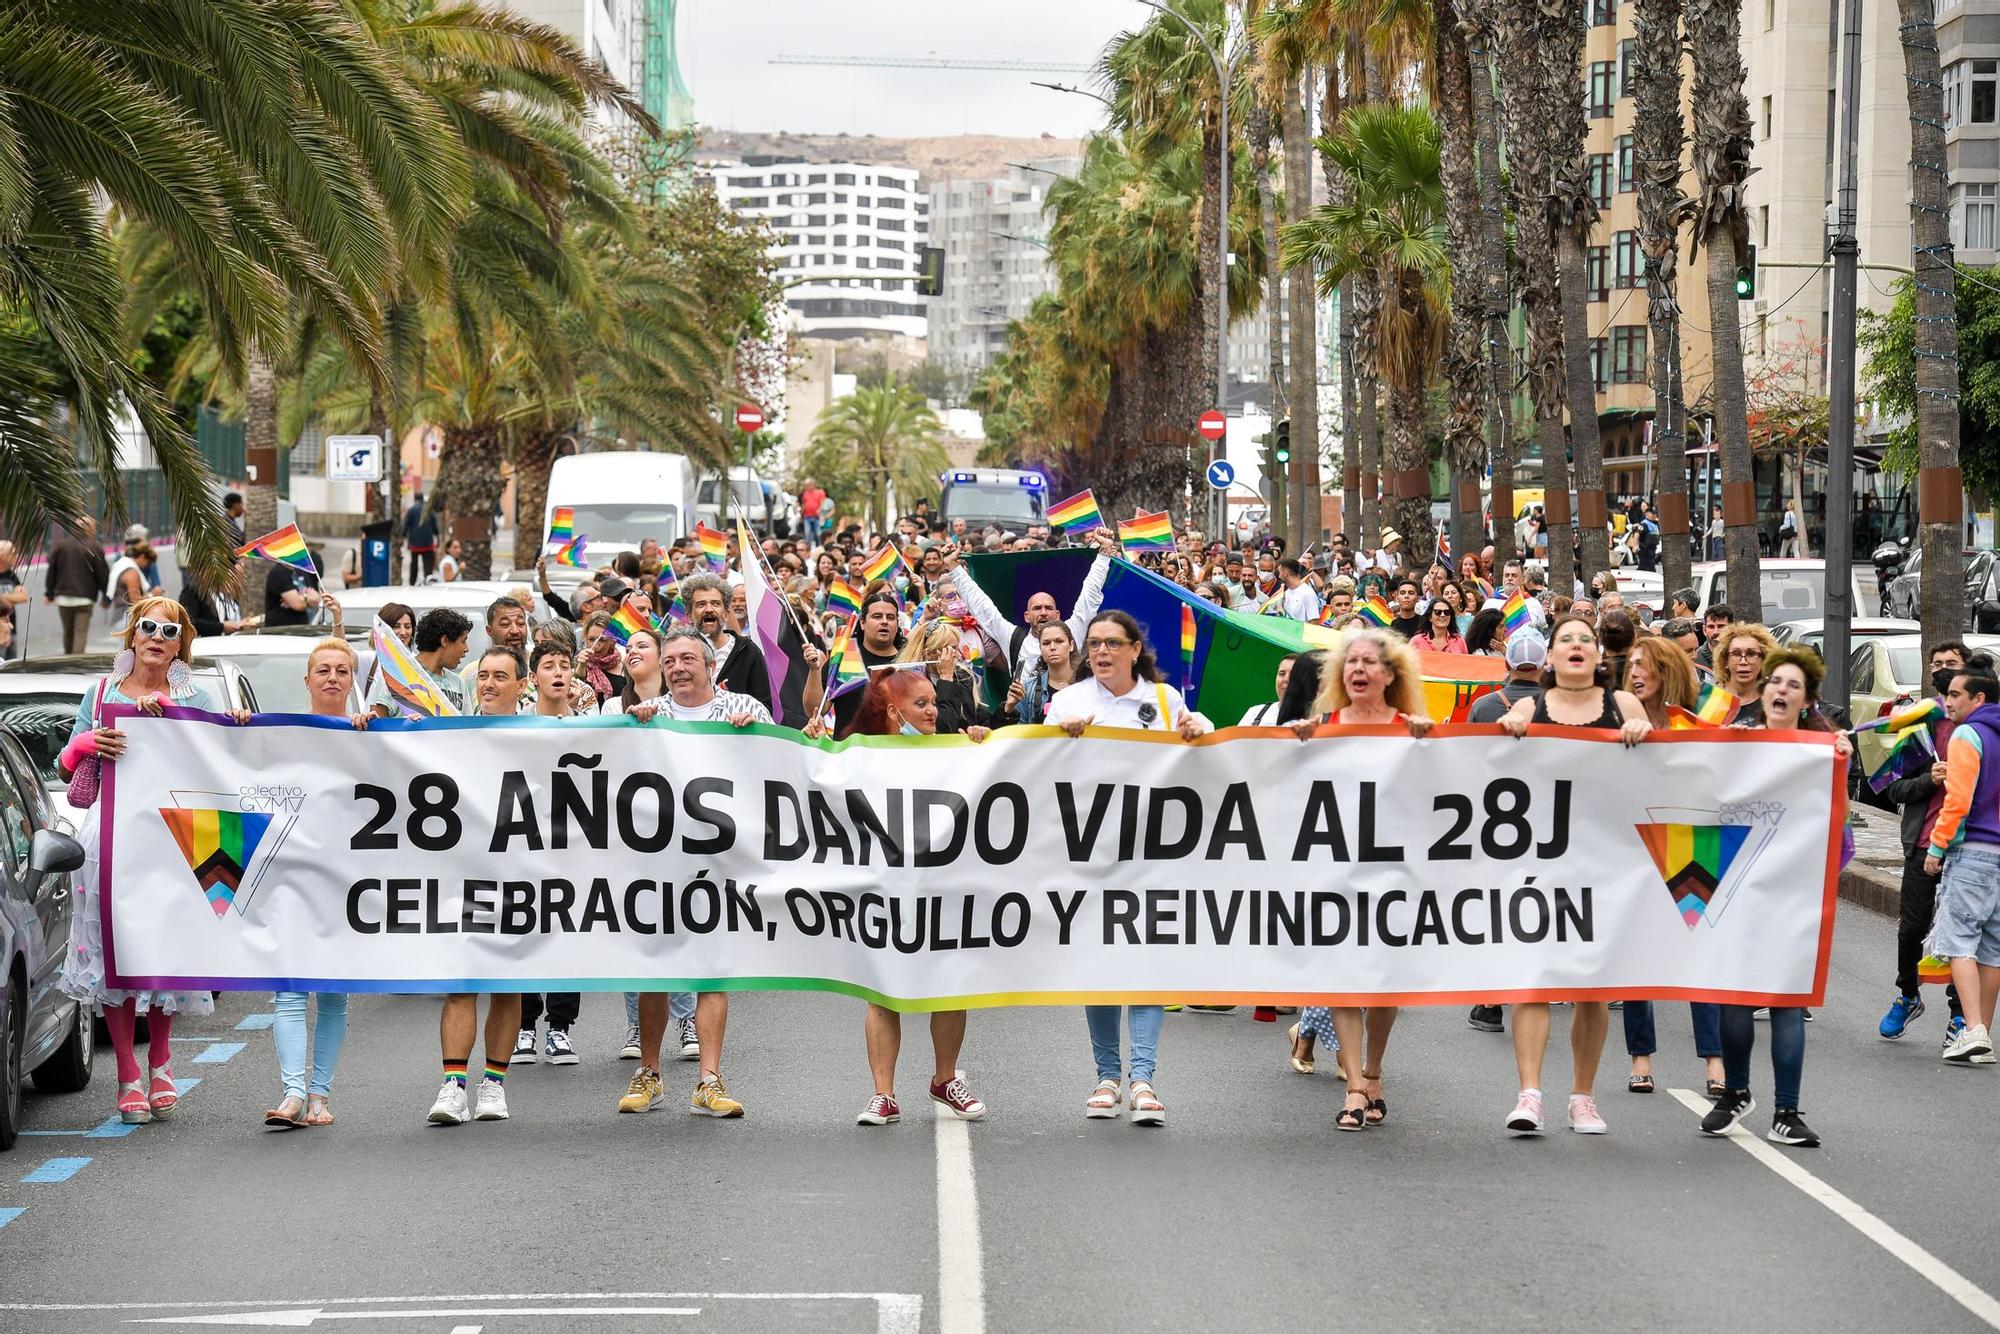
1842 799 1904 918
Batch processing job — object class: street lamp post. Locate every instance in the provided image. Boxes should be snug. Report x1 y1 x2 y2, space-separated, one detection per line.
1136 0 1242 542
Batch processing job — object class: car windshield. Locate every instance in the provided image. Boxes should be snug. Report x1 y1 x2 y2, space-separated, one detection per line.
1716 569 1830 622
944 484 1043 522
0 695 83 785
562 503 682 544
696 480 766 511
218 654 319 714
1887 642 1923 688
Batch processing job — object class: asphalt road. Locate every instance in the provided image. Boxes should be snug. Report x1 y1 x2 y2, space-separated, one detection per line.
1 902 1995 1334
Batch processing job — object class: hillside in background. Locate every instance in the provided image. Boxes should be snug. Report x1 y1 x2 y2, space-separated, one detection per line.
696 129 1084 183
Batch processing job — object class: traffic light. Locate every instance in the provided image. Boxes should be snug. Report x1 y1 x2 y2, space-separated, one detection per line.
1733 243 1757 300
916 246 945 297
1273 418 1291 466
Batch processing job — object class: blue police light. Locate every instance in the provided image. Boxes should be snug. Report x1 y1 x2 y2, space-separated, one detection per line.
951 471 976 483
1021 473 1044 487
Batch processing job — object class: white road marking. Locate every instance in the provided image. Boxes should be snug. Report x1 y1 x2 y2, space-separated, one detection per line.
128 1308 697 1326
934 1070 986 1334
446 1327 481 1334
1669 1088 2000 1329
0 1294 919 1334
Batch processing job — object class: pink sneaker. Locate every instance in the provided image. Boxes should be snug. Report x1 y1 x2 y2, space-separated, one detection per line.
857 1094 901 1126
1505 1089 1544 1135
930 1077 986 1121
1567 1093 1607 1134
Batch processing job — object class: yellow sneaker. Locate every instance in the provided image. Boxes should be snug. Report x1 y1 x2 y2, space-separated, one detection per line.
617 1066 663 1114
691 1075 744 1118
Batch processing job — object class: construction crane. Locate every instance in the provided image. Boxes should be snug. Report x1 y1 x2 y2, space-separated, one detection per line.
768 54 1092 73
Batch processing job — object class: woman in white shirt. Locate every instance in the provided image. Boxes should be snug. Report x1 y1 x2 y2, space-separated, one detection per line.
1046 610 1211 1127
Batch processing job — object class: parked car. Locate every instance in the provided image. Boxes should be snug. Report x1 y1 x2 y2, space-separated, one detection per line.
1883 544 1996 623
334 583 549 659
1690 558 1873 625
694 467 791 538
0 729 92 1149
1768 616 1920 655
191 634 365 715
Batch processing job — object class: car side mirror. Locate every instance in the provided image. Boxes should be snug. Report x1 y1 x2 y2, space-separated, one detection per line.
28 829 84 878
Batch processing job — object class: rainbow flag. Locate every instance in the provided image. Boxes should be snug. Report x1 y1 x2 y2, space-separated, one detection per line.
1354 597 1394 628
1666 705 1721 731
160 807 275 917
827 614 867 695
826 577 864 619
1315 601 1343 626
1855 697 1944 734
1498 590 1533 638
1859 716 1939 794
548 535 588 569
1048 489 1105 536
861 542 905 586
602 602 660 646
1180 602 1197 690
548 507 575 543
1693 683 1741 726
695 523 729 574
236 523 316 575
1117 510 1174 555
370 617 460 718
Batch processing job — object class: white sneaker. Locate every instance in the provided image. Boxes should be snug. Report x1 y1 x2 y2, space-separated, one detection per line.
474 1078 510 1120
511 1028 537 1063
677 1017 700 1061
1567 1092 1608 1134
545 1028 578 1066
1943 1023 1995 1065
427 1080 469 1125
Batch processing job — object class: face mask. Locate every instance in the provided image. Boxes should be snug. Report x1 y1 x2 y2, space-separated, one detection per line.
1934 667 1959 697
899 720 922 736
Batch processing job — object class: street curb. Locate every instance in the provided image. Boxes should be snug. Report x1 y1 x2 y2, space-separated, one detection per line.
1840 860 1900 919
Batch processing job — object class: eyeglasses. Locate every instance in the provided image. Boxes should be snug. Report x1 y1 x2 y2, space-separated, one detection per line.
1726 647 1765 660
1085 637 1135 651
134 617 181 642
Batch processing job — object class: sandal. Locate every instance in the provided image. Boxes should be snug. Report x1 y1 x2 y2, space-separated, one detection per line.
147 1067 178 1119
117 1079 152 1125
1085 1078 1121 1119
1287 1022 1315 1075
305 1094 335 1127
1336 1096 1369 1132
1628 1073 1655 1093
1128 1080 1165 1126
1362 1071 1387 1125
264 1095 307 1129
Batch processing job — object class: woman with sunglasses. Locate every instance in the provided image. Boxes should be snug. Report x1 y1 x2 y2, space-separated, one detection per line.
1410 597 1467 654
1496 614 1651 1135
1047 610 1211 1126
58 598 249 1124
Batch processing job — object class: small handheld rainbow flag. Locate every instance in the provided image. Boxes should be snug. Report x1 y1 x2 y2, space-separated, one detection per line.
1047 489 1105 536
602 602 661 646
1862 719 1938 793
370 617 459 718
549 535 588 569
1693 683 1741 726
1666 705 1722 730
827 614 868 695
1354 597 1394 628
695 523 729 574
1180 602 1197 690
548 507 575 543
826 577 864 619
861 542 906 586
236 523 317 575
1498 590 1533 638
1118 510 1174 555
1854 697 1944 734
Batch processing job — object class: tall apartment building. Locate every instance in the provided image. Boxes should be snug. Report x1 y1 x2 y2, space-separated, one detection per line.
495 0 691 130
926 159 1078 373
709 160 933 340
1940 0 2000 264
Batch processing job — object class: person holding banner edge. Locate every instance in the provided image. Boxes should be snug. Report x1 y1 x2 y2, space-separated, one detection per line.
265 639 372 1129
1048 609 1212 1126
1497 614 1651 1136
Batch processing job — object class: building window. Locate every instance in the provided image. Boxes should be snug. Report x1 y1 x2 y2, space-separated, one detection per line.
1613 230 1642 288
1954 182 1997 249
1617 40 1636 97
835 172 856 185
1761 95 1773 141
807 192 826 205
1587 62 1616 118
1760 204 1770 247
809 173 826 185
1612 326 1648 383
1616 135 1636 192
1590 0 1616 25
1588 154 1612 207
1588 337 1607 392
1587 245 1610 301
1765 0 1775 29
1947 59 1999 127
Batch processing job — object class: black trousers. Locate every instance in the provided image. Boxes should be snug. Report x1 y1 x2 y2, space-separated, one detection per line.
521 992 579 1031
1898 845 1964 1016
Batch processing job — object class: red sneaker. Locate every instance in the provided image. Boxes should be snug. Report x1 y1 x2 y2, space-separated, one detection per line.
857 1094 901 1126
929 1076 986 1121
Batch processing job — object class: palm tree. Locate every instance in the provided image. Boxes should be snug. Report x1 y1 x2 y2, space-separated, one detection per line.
1899 0 1965 644
1458 8 1517 567
1633 0 1694 593
1284 104 1448 561
806 383 949 532
1686 0 1759 613
1431 0 1489 564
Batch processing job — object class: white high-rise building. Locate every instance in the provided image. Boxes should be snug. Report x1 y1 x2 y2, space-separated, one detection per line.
709 160 932 341
497 1 633 123
926 159 1077 372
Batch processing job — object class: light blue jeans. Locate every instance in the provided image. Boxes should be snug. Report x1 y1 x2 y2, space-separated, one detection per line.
1085 1005 1162 1083
624 992 696 1025
273 991 348 1099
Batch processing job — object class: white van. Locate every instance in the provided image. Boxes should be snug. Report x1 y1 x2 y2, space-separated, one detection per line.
694 466 791 537
541 452 696 590
1689 558 1874 625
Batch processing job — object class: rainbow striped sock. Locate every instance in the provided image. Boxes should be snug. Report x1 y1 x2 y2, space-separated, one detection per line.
482 1062 507 1085
443 1059 468 1087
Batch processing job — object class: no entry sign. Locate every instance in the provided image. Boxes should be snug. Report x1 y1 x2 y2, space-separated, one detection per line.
1197 409 1226 442
735 403 765 433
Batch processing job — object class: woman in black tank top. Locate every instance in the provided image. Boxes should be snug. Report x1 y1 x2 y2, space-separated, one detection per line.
1493 615 1651 1136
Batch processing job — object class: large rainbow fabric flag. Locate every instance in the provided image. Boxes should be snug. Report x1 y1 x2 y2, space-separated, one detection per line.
548 507 575 543
695 524 729 574
236 523 316 575
1117 511 1174 555
1047 490 1105 536
861 542 906 586
371 617 460 718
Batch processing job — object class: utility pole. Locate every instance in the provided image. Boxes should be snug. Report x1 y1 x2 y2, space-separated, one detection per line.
1823 0 1863 711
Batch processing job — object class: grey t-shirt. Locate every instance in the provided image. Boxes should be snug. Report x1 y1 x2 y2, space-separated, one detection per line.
1468 678 1543 724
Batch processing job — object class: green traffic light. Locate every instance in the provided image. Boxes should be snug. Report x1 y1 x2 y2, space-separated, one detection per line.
1733 269 1754 298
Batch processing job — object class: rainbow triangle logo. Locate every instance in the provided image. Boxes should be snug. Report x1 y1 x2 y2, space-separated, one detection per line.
1637 821 1752 929
160 808 275 918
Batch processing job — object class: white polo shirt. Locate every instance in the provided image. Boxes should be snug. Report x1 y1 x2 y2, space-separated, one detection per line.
1047 676 1201 732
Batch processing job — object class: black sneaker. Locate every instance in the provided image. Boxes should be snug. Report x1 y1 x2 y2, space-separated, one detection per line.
1767 1108 1820 1147
1700 1088 1756 1136
1468 1006 1504 1033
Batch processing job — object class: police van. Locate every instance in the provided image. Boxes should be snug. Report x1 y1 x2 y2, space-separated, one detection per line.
938 468 1047 538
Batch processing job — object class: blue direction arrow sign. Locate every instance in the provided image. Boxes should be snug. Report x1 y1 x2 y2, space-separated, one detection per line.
1206 459 1236 490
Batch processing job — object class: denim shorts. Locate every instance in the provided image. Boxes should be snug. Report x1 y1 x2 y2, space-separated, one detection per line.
1931 844 2000 967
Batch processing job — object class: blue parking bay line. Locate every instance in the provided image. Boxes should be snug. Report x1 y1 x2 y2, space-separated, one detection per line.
83 1115 139 1138
193 1042 245 1064
0 1208 24 1229
21 1156 90 1184
235 1012 275 1030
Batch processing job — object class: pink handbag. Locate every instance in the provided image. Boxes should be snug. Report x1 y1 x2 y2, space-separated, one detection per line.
65 679 108 810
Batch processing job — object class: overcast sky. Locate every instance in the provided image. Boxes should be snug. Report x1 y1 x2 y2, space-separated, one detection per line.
682 1 1141 139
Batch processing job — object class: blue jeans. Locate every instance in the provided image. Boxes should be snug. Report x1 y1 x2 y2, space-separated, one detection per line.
1085 1005 1162 1083
1720 1005 1805 1108
623 992 695 1026
803 516 823 544
273 991 348 1098
1622 1001 1722 1058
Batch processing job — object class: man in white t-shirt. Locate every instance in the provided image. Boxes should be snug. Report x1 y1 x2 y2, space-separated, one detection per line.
1278 560 1322 622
